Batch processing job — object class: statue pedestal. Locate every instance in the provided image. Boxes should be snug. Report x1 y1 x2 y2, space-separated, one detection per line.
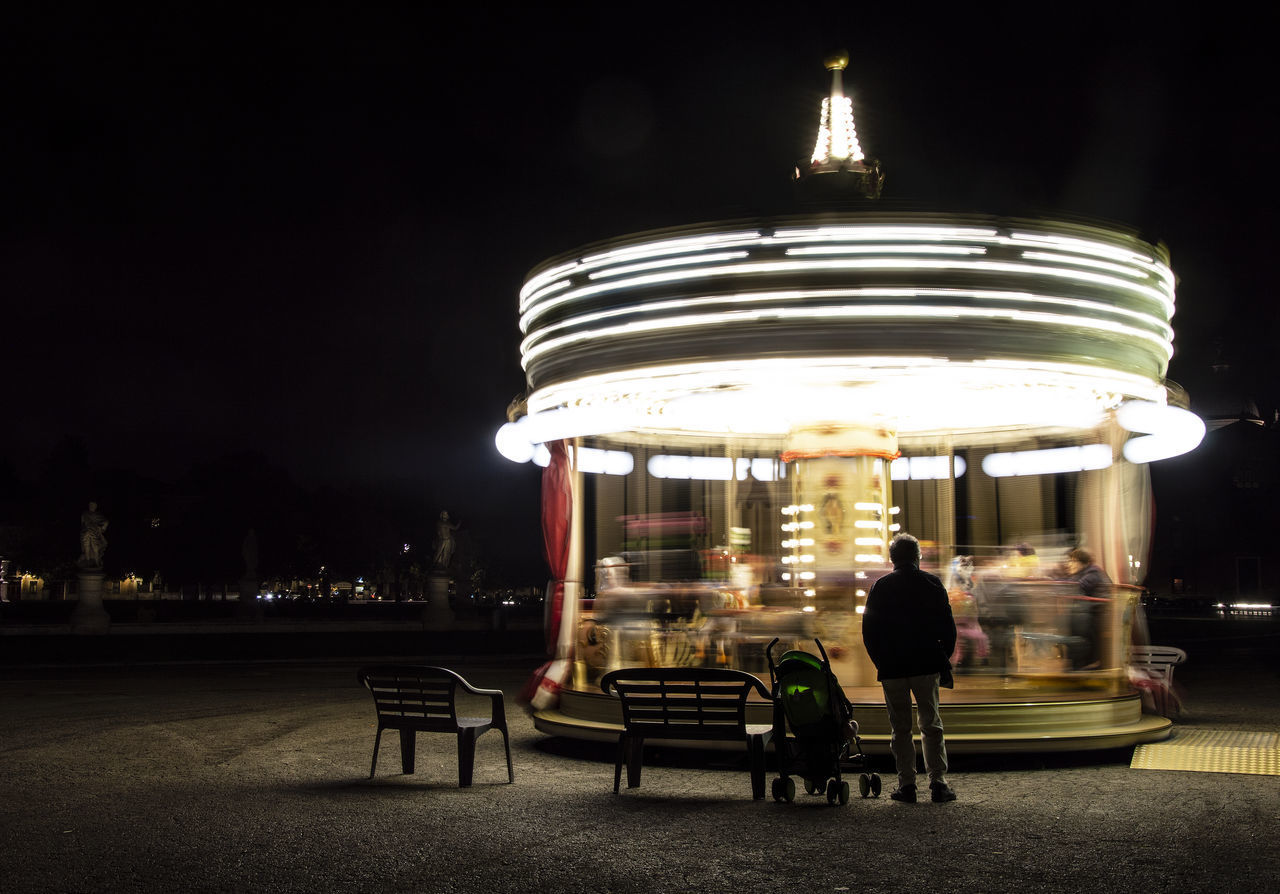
71 571 111 634
237 578 262 620
424 573 454 628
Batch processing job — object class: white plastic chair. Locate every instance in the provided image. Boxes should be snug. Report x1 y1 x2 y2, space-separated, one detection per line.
1128 645 1187 716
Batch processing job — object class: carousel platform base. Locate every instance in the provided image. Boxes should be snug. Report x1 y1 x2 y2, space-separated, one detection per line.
533 687 1173 754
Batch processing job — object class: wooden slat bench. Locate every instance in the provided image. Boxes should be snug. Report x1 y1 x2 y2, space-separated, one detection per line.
357 665 514 787
600 667 774 799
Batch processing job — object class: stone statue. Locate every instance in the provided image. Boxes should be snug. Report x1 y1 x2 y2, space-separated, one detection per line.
78 502 109 569
432 511 461 571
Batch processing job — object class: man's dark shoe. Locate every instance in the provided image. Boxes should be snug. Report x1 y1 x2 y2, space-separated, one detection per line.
890 785 917 803
930 782 957 802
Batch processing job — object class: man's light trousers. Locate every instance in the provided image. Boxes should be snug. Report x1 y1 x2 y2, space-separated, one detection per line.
880 673 949 789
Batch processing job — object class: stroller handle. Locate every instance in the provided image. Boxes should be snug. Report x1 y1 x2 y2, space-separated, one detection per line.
767 637 832 684
814 637 830 664
766 637 781 679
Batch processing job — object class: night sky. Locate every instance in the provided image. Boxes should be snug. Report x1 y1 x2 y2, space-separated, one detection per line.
3 8 1275 570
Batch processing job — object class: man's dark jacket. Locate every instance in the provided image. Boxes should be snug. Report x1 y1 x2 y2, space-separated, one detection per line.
862 565 957 681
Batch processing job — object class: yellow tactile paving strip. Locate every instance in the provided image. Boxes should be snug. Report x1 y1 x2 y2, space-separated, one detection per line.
1131 729 1280 776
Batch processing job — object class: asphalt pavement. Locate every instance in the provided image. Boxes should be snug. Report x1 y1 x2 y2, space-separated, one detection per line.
1 622 1278 894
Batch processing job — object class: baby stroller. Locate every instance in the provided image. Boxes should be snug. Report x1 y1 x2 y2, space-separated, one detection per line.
767 637 882 804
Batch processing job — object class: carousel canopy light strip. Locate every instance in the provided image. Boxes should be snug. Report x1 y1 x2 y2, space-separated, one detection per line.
784 244 987 257
494 405 637 463
1117 400 1206 463
520 227 1174 328
1007 232 1172 281
496 363 1178 459
519 231 762 309
527 444 634 475
774 228 1171 289
519 361 1172 440
520 255 1175 332
982 444 1113 477
522 357 1168 424
542 385 1108 439
647 455 781 481
771 225 1000 242
779 229 1174 294
519 286 1174 361
520 299 1174 371
520 278 574 310
519 285 1175 358
891 455 967 480
587 251 750 280
1018 250 1159 283
522 226 1169 296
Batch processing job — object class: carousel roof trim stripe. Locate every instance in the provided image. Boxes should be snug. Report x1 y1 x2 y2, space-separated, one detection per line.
514 281 1172 358
518 237 1174 334
519 286 1174 359
518 295 1175 370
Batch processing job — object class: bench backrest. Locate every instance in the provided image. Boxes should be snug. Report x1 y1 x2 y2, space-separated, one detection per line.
359 665 462 732
600 667 771 742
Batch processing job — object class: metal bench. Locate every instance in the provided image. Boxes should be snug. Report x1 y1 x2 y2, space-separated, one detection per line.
358 665 514 786
600 666 774 799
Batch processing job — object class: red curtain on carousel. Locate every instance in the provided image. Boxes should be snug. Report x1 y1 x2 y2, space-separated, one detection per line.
522 440 573 709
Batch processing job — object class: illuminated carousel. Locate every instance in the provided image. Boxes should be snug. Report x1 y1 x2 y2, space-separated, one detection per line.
497 54 1204 752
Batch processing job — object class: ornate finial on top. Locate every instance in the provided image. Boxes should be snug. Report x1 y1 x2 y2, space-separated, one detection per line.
798 53 884 200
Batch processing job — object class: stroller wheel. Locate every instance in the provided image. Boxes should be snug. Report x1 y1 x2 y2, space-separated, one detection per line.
826 779 840 805
858 774 871 798
771 778 784 802
839 780 850 806
871 773 882 798
804 779 820 796
783 777 796 803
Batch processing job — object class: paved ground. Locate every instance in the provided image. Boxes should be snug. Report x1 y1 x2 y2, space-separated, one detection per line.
1 636 1277 894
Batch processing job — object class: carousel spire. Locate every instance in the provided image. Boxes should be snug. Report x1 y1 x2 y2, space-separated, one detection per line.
799 51 883 199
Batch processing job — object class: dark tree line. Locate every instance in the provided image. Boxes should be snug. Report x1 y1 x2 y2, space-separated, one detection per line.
0 438 543 593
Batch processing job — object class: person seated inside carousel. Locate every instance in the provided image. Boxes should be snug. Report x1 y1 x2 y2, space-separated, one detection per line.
1060 547 1111 671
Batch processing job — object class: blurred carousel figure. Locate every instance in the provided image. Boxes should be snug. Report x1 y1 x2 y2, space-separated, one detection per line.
946 555 989 669
1008 542 1040 578
1065 547 1110 670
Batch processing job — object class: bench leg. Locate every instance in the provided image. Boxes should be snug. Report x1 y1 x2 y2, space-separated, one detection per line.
400 729 416 775
625 735 645 789
370 728 383 778
501 729 514 783
457 729 477 787
613 734 627 793
748 734 767 800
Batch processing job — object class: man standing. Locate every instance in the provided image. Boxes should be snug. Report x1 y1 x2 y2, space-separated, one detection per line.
862 533 958 803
